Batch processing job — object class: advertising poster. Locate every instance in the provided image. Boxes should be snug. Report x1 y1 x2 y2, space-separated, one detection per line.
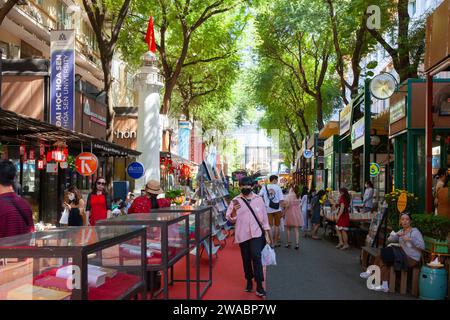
50 30 75 130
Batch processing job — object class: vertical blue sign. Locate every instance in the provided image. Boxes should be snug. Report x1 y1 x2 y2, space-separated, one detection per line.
178 121 191 160
50 30 75 130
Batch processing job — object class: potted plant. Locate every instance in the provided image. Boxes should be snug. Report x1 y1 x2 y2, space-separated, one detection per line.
412 214 450 254
165 189 184 205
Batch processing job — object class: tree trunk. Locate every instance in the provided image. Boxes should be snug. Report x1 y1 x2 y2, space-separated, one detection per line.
0 0 18 26
315 93 324 131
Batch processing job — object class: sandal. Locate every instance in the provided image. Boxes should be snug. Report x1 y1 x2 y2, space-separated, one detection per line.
340 245 350 250
285 243 291 248
336 244 343 248
295 244 299 250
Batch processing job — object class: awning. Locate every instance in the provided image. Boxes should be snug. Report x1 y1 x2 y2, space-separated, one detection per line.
160 151 198 167
371 110 390 135
318 121 339 139
0 108 140 157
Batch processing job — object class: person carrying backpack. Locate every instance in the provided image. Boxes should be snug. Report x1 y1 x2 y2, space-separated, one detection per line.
259 175 285 247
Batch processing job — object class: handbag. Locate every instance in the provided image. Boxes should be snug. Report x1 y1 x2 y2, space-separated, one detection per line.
59 208 69 225
240 197 269 245
265 185 280 210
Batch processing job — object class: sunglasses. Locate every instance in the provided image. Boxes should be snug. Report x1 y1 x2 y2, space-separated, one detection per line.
97 182 106 185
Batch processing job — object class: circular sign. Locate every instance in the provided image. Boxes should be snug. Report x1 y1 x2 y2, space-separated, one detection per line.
370 163 381 177
127 162 145 180
303 150 313 159
75 152 98 176
397 192 408 213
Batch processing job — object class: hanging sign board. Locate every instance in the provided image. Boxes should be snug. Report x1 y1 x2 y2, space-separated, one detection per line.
46 163 58 174
324 136 334 156
303 150 313 159
389 98 406 124
75 152 98 176
127 162 145 180
50 30 75 130
397 192 408 213
370 163 381 177
351 117 365 150
339 104 351 135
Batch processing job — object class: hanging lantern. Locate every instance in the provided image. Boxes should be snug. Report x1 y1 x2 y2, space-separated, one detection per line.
29 149 35 161
39 143 45 156
38 160 45 170
19 144 26 156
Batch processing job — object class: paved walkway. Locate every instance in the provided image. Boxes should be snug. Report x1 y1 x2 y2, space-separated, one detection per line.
266 230 416 300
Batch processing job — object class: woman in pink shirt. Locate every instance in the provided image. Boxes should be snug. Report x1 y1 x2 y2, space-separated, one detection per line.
226 177 272 298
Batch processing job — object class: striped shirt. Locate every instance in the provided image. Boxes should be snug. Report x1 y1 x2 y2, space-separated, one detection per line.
0 192 34 239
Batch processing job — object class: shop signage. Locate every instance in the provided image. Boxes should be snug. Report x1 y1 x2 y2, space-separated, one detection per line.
114 129 137 139
370 163 381 177
38 160 44 170
75 152 98 176
84 99 107 127
389 98 406 124
397 192 408 213
127 162 145 179
46 163 58 174
50 30 75 130
324 136 334 156
339 104 351 135
303 149 313 159
351 117 365 150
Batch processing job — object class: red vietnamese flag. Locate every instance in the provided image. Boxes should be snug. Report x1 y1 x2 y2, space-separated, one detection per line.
145 16 157 53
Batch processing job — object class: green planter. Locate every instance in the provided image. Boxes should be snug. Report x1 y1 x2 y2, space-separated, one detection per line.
424 236 449 254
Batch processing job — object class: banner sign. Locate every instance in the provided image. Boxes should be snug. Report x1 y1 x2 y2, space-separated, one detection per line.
324 136 334 156
84 99 107 127
50 30 75 130
351 117 365 150
127 162 145 180
178 121 192 160
339 104 351 135
390 98 406 124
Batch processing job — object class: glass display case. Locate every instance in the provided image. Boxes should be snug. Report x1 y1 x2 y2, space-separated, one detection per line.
155 206 213 299
96 212 190 299
0 226 147 300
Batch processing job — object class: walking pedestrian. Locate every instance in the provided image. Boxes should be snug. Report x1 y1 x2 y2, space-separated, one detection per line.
0 160 34 238
283 185 303 249
335 188 351 250
63 186 86 226
300 187 311 237
85 177 111 226
226 177 272 297
311 190 326 240
259 175 285 247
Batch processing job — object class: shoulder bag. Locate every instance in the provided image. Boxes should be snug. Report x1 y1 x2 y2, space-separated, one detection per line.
240 197 269 245
265 185 280 210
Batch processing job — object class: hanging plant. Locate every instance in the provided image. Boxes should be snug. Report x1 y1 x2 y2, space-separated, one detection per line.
67 155 76 170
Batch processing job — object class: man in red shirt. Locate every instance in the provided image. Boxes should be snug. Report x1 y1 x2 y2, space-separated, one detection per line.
0 160 34 238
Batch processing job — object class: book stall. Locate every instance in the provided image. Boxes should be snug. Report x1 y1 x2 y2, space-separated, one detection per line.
0 226 147 300
96 211 191 299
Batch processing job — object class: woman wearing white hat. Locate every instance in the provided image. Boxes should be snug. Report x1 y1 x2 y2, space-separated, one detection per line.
128 180 171 213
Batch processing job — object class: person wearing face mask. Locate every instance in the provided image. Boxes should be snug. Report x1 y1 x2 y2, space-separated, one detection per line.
63 186 86 226
226 177 272 298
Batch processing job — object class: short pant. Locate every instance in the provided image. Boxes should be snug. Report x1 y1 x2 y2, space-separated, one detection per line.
268 211 282 227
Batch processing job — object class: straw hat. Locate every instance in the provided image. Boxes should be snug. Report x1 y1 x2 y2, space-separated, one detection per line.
145 180 164 195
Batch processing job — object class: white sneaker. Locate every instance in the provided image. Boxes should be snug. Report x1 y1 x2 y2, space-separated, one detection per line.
372 285 389 293
359 271 371 279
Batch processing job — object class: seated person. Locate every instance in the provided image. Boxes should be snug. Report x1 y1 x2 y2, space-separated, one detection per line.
128 180 171 213
359 212 425 292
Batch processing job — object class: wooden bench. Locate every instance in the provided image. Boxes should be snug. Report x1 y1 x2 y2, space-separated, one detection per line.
389 266 420 297
360 246 379 270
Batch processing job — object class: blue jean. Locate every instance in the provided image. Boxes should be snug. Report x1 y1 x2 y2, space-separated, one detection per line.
239 235 265 283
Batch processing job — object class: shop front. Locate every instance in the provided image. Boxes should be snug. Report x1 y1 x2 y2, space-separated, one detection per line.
390 78 450 211
319 121 339 190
